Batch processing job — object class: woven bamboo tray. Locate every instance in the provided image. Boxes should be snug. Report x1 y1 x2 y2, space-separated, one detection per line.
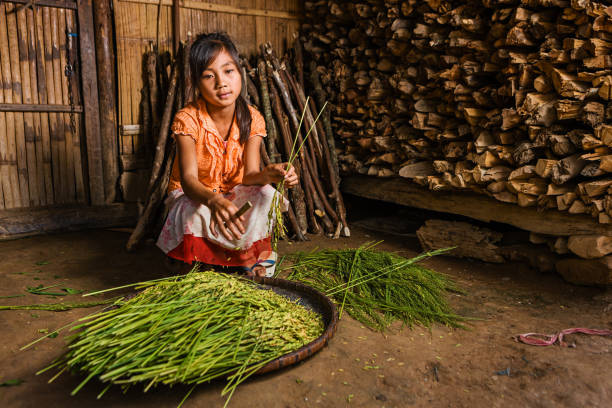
245 276 339 374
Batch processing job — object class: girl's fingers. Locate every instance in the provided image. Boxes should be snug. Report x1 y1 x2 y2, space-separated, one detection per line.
209 218 218 237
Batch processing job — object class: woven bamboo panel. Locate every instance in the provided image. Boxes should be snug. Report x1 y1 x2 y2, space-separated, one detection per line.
0 3 86 209
113 0 301 161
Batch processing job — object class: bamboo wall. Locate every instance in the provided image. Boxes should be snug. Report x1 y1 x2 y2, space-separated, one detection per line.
113 0 302 164
0 2 86 210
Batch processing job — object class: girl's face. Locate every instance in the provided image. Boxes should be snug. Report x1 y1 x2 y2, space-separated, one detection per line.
197 49 242 110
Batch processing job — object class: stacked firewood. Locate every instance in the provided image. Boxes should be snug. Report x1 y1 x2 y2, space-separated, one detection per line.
127 39 349 251
302 0 612 226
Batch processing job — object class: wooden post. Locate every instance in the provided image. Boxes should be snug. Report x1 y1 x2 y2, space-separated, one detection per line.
93 0 119 203
172 0 180 55
77 0 104 205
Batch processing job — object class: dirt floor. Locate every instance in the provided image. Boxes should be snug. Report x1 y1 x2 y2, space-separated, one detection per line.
1 204 611 407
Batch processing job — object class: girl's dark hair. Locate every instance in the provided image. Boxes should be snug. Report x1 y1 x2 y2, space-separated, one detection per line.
190 32 251 144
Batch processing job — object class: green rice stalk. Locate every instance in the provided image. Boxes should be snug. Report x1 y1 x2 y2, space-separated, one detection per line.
285 243 464 331
0 299 117 312
30 269 324 407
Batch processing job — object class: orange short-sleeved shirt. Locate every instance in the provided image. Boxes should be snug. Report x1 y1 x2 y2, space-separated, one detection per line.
168 98 267 194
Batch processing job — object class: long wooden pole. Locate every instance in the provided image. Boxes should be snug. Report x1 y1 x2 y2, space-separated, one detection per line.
256 59 280 163
146 59 179 195
267 64 308 234
93 0 119 203
77 0 104 205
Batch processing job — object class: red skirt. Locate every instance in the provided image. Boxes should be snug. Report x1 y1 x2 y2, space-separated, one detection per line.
167 235 272 267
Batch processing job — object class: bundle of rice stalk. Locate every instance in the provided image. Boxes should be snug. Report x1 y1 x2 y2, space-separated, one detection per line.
285 243 463 331
268 97 327 251
30 270 324 407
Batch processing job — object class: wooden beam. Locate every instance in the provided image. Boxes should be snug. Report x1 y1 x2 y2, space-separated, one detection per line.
342 175 612 237
77 0 104 205
0 203 137 240
0 103 83 113
93 0 119 203
9 0 77 10
117 0 301 20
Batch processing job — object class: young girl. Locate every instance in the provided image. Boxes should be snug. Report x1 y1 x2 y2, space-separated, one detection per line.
156 32 298 277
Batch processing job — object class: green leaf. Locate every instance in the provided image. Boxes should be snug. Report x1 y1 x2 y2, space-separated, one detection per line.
1 379 24 386
49 331 59 338
62 288 83 295
0 294 25 299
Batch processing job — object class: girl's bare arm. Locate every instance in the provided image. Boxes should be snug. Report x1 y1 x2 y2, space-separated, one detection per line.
241 136 298 186
176 135 245 240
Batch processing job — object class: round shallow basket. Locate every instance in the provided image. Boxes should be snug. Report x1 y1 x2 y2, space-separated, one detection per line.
244 276 339 375
106 275 338 376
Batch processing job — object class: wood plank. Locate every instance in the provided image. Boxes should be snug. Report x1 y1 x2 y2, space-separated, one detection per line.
16 6 41 206
118 0 300 20
51 6 68 203
6 2 30 207
59 8 76 202
0 203 138 240
0 103 83 113
77 0 104 205
43 6 61 204
64 8 86 203
342 175 612 237
10 0 78 10
0 5 15 208
34 6 54 205
25 7 47 205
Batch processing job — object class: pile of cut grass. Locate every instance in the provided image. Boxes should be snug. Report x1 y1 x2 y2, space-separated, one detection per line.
285 243 463 331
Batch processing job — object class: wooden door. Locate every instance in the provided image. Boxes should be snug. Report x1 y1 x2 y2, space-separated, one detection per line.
0 0 101 210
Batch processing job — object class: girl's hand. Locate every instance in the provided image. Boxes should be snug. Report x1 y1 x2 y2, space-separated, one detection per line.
264 163 299 187
207 195 246 241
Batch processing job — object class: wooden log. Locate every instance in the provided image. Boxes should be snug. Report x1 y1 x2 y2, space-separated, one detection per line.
556 256 612 285
568 235 612 259
342 176 612 236
535 159 558 178
399 161 435 179
416 219 505 263
551 154 587 185
578 179 612 197
93 0 119 203
508 165 536 180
